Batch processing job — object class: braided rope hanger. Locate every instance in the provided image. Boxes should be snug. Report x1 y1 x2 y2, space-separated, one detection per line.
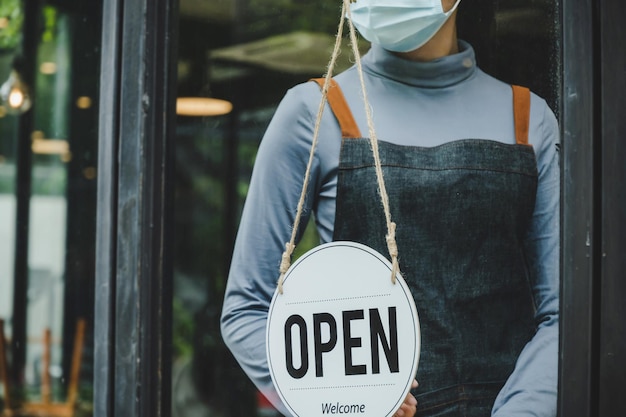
277 0 401 294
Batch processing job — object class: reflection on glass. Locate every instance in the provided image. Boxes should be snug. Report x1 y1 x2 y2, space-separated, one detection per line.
0 69 32 114
0 110 16 339
0 0 22 331
173 1 343 416
173 1 559 416
1 1 101 416
176 97 233 117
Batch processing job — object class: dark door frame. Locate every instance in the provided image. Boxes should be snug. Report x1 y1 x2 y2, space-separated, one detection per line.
596 1 626 415
95 0 178 416
560 0 626 416
10 0 40 385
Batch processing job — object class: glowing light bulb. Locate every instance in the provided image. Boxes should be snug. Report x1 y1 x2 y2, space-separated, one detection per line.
8 88 24 108
176 97 232 116
0 70 32 114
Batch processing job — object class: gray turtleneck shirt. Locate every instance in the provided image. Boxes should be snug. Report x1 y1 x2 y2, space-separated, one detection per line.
221 40 559 417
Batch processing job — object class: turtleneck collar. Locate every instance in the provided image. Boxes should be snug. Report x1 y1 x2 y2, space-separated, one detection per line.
361 40 476 89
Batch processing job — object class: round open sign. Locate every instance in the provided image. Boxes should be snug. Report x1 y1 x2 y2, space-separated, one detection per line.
267 241 420 417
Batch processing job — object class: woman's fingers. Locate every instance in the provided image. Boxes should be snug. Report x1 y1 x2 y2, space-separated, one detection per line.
394 380 418 417
394 400 417 417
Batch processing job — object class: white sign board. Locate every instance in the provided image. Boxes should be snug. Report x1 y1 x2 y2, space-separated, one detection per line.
267 241 420 417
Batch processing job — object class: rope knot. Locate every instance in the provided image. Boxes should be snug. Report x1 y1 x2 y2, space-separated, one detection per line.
385 222 398 258
277 242 296 294
386 222 400 284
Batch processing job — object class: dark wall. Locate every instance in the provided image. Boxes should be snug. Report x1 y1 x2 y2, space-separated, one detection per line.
457 0 560 116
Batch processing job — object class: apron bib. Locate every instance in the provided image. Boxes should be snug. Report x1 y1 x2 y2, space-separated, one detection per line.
313 78 538 417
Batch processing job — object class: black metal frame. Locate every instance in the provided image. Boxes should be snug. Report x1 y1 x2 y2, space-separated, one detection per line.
597 0 626 415
560 0 626 416
95 0 178 416
10 0 41 385
93 0 121 413
559 0 597 415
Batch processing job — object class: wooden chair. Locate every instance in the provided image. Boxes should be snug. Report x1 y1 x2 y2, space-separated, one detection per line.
0 318 86 417
0 319 13 415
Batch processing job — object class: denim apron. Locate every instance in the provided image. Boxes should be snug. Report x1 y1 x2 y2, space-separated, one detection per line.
313 79 538 416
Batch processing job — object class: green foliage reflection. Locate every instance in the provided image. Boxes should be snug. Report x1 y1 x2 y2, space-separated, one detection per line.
0 0 23 51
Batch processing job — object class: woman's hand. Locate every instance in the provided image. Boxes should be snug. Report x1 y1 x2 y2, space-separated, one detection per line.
393 380 418 417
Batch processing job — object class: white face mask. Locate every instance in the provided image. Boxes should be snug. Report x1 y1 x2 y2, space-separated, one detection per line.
349 0 461 53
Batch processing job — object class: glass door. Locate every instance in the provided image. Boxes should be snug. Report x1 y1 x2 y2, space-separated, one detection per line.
0 1 101 415
171 0 560 416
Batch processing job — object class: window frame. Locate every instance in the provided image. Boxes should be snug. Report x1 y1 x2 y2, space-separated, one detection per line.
95 0 178 416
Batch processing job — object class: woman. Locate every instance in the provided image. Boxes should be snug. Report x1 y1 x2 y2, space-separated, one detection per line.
221 1 559 416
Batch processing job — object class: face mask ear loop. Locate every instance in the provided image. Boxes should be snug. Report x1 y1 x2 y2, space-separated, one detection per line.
277 1 348 294
442 0 462 20
345 0 401 284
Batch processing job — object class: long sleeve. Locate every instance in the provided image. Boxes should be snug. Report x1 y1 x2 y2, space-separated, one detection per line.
492 102 560 417
220 86 334 416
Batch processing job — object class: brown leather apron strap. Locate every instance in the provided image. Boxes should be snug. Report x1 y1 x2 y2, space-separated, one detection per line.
312 79 530 144
512 85 531 146
311 78 362 139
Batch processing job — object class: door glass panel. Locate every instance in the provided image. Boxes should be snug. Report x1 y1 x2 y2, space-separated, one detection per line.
173 1 560 416
0 1 101 415
0 123 16 320
173 2 343 415
457 0 560 116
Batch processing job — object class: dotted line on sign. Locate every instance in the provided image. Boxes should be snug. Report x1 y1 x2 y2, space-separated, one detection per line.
290 383 396 391
285 294 391 305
